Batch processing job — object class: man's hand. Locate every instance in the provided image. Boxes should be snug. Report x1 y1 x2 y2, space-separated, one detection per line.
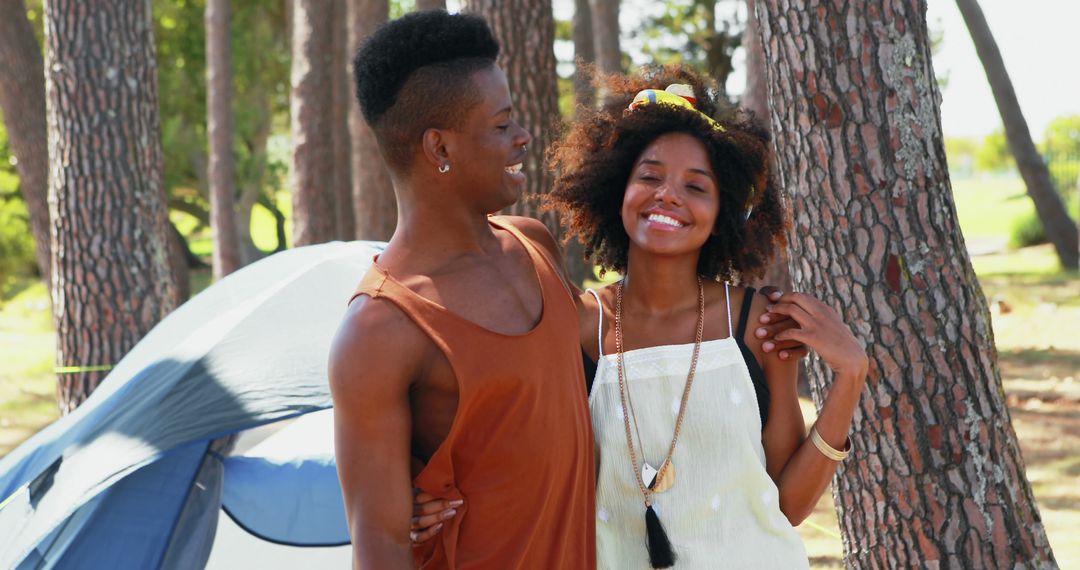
756 286 809 361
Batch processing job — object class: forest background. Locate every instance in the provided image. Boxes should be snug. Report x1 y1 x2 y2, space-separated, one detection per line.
0 0 1077 567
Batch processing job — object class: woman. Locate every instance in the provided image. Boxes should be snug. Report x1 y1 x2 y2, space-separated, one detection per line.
415 65 867 569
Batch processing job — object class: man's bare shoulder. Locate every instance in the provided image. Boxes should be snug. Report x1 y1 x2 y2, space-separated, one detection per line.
496 215 583 297
496 215 561 259
328 296 429 395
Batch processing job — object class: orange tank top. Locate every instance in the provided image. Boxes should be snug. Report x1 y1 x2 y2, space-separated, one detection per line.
351 217 597 569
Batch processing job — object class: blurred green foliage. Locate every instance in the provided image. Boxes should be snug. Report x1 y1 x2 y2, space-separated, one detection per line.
976 128 1014 172
0 117 38 284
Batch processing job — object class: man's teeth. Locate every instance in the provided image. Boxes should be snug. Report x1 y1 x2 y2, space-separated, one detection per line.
505 163 523 174
647 213 684 227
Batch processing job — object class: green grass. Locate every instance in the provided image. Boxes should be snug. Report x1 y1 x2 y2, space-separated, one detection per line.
952 175 1035 239
0 279 58 455
971 243 1069 275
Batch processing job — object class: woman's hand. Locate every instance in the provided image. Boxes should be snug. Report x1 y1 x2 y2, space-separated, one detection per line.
756 286 809 361
766 292 868 381
409 490 461 543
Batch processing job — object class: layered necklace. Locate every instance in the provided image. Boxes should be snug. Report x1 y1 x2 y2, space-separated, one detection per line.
614 276 704 568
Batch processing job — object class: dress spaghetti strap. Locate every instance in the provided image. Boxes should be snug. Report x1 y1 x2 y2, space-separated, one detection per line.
586 288 604 358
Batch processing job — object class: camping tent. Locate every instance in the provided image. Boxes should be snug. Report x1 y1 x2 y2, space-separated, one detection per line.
0 241 382 569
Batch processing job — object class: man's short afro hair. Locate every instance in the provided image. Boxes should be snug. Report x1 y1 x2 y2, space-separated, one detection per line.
353 10 500 126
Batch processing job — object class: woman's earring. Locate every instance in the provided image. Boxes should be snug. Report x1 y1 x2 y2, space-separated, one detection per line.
438 163 450 174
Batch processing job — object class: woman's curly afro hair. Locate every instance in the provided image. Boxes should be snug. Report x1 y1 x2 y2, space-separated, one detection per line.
544 64 786 282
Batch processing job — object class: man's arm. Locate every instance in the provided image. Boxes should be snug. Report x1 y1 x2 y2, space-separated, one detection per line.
329 297 425 569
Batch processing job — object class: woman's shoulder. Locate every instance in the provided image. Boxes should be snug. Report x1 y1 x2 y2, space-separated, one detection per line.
703 281 763 318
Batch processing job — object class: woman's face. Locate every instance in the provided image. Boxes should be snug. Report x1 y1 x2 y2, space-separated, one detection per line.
621 132 720 258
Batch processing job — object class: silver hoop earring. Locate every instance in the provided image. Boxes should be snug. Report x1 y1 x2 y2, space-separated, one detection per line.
438 163 450 174
521 145 527 152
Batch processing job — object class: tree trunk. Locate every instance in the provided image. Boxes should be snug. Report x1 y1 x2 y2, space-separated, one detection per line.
168 221 192 303
955 0 1077 270
742 0 767 121
207 0 242 278
46 0 178 413
259 192 289 253
755 1 1056 566
236 109 272 266
290 0 337 246
0 0 51 288
415 0 445 10
331 0 355 241
589 0 621 75
572 0 596 113
701 0 738 96
348 0 396 241
742 0 790 293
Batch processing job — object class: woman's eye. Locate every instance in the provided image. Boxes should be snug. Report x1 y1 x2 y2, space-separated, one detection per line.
496 124 510 131
687 185 705 193
639 174 660 182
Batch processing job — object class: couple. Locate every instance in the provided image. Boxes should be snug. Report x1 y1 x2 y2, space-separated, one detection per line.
329 10 867 570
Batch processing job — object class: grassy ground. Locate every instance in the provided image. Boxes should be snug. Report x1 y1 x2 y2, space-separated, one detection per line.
0 279 55 455
1 176 1077 565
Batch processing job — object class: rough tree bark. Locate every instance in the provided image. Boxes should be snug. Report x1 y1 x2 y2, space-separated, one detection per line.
0 0 52 287
46 0 178 413
348 0 396 241
463 0 593 285
331 0 355 240
755 1 1056 566
955 0 1077 270
572 0 596 112
416 0 446 10
291 0 337 246
207 0 242 278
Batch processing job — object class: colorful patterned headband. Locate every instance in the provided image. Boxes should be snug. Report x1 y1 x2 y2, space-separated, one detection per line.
628 84 725 132
628 84 756 220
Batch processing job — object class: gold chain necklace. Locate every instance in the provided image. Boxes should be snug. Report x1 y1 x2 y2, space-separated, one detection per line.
614 276 704 503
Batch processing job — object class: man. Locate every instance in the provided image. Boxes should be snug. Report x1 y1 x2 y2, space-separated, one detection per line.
329 11 597 569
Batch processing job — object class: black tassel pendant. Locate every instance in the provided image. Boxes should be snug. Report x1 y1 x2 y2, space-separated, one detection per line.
644 503 676 568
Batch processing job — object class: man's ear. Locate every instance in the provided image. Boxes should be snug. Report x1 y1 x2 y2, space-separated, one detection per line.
421 128 451 170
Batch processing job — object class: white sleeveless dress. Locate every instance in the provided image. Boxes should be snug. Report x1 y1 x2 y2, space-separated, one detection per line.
587 286 808 569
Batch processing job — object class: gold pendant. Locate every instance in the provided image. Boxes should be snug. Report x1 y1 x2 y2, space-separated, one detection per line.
649 460 676 493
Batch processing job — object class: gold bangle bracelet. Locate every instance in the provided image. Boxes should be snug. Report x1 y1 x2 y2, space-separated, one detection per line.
810 426 851 461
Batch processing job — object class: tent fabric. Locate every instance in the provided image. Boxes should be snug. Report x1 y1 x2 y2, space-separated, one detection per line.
0 241 382 569
39 441 211 570
220 408 348 547
158 436 237 570
221 455 348 547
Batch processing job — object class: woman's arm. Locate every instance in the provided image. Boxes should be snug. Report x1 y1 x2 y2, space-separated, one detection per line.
749 291 868 525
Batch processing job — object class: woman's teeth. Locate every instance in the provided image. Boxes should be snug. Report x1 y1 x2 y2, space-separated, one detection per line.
647 213 685 227
505 163 523 174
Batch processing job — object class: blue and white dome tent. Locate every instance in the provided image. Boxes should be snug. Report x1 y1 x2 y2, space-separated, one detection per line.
0 241 385 569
